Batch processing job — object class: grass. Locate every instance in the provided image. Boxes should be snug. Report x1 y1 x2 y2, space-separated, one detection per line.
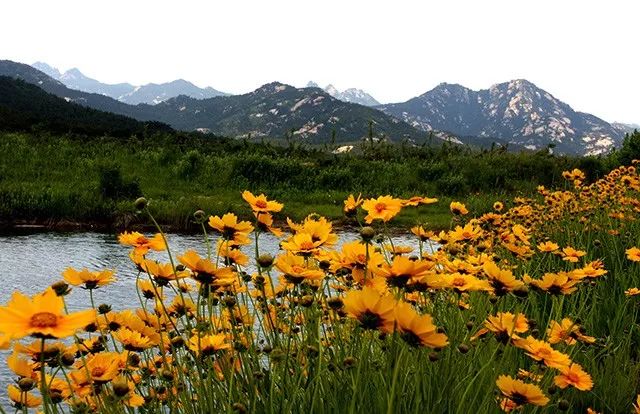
0 131 545 231
0 153 639 412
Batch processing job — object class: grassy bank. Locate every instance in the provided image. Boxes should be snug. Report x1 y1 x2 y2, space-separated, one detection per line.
0 131 629 231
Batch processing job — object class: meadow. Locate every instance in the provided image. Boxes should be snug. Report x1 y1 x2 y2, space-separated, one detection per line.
0 130 626 231
0 156 639 412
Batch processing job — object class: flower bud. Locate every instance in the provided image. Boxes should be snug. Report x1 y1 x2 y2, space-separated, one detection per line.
257 254 274 268
359 226 376 242
97 304 112 314
18 378 35 391
51 281 71 296
134 197 148 211
193 209 206 223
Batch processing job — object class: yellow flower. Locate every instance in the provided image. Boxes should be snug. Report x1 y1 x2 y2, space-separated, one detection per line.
561 246 586 262
0 289 95 339
343 193 363 215
495 375 549 409
553 363 593 391
342 286 396 332
118 231 166 254
626 247 640 262
62 267 115 289
362 196 403 223
482 261 524 296
401 196 438 207
449 201 468 215
513 336 572 369
472 312 529 343
255 212 283 237
493 201 504 212
242 190 283 213
378 256 431 288
76 351 122 384
7 385 41 409
537 241 559 252
274 252 325 285
188 333 231 356
547 318 595 345
178 250 236 287
525 272 579 295
208 213 253 244
625 287 640 297
393 302 448 349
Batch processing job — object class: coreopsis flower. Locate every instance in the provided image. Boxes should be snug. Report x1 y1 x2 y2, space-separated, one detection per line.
449 201 468 215
118 231 166 254
495 375 549 410
217 240 249 267
493 201 504 212
430 273 491 294
342 286 396 332
547 318 595 345
0 289 95 340
537 241 559 252
449 223 483 242
112 377 145 407
553 363 593 391
188 333 231 356
513 336 571 369
255 212 283 237
274 252 325 285
137 279 157 300
178 250 235 287
378 256 432 288
343 193 363 215
139 260 189 286
569 261 607 280
286 215 338 249
281 233 324 256
7 385 41 409
208 213 253 245
362 196 403 223
76 352 122 384
62 267 115 289
524 272 579 295
241 191 283 213
401 196 438 207
393 302 448 348
482 261 525 296
626 247 640 262
634 395 640 414
625 288 640 296
472 312 529 343
561 246 587 263
411 225 433 241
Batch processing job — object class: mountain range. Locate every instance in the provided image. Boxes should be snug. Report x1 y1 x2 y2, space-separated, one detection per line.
0 59 635 154
306 81 380 107
32 62 229 105
377 80 628 155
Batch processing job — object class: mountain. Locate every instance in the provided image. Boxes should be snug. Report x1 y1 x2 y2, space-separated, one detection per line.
306 82 380 107
119 79 227 105
612 122 640 135
0 60 160 121
29 62 228 105
0 76 171 137
148 82 419 143
378 79 624 155
58 68 136 99
0 61 422 143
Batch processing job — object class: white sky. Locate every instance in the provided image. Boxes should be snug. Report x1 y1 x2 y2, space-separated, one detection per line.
1 0 639 123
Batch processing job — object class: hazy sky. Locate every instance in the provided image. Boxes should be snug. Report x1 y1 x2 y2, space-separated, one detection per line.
1 0 638 123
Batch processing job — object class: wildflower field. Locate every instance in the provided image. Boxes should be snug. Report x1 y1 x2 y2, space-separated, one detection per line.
1 161 640 413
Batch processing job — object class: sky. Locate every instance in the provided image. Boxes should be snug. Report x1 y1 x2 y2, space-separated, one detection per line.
1 0 639 124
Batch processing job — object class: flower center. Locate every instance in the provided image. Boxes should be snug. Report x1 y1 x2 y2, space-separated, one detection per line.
255 200 268 209
91 367 106 378
300 241 315 251
291 265 305 274
374 203 386 213
30 312 58 328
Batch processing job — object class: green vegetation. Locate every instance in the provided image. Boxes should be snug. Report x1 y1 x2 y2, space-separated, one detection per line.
1 129 637 231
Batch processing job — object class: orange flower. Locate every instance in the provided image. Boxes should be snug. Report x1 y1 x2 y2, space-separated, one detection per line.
118 232 166 254
449 201 468 215
553 363 593 391
626 247 640 262
0 289 95 340
342 286 396 332
242 191 283 213
495 375 549 409
362 196 403 223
